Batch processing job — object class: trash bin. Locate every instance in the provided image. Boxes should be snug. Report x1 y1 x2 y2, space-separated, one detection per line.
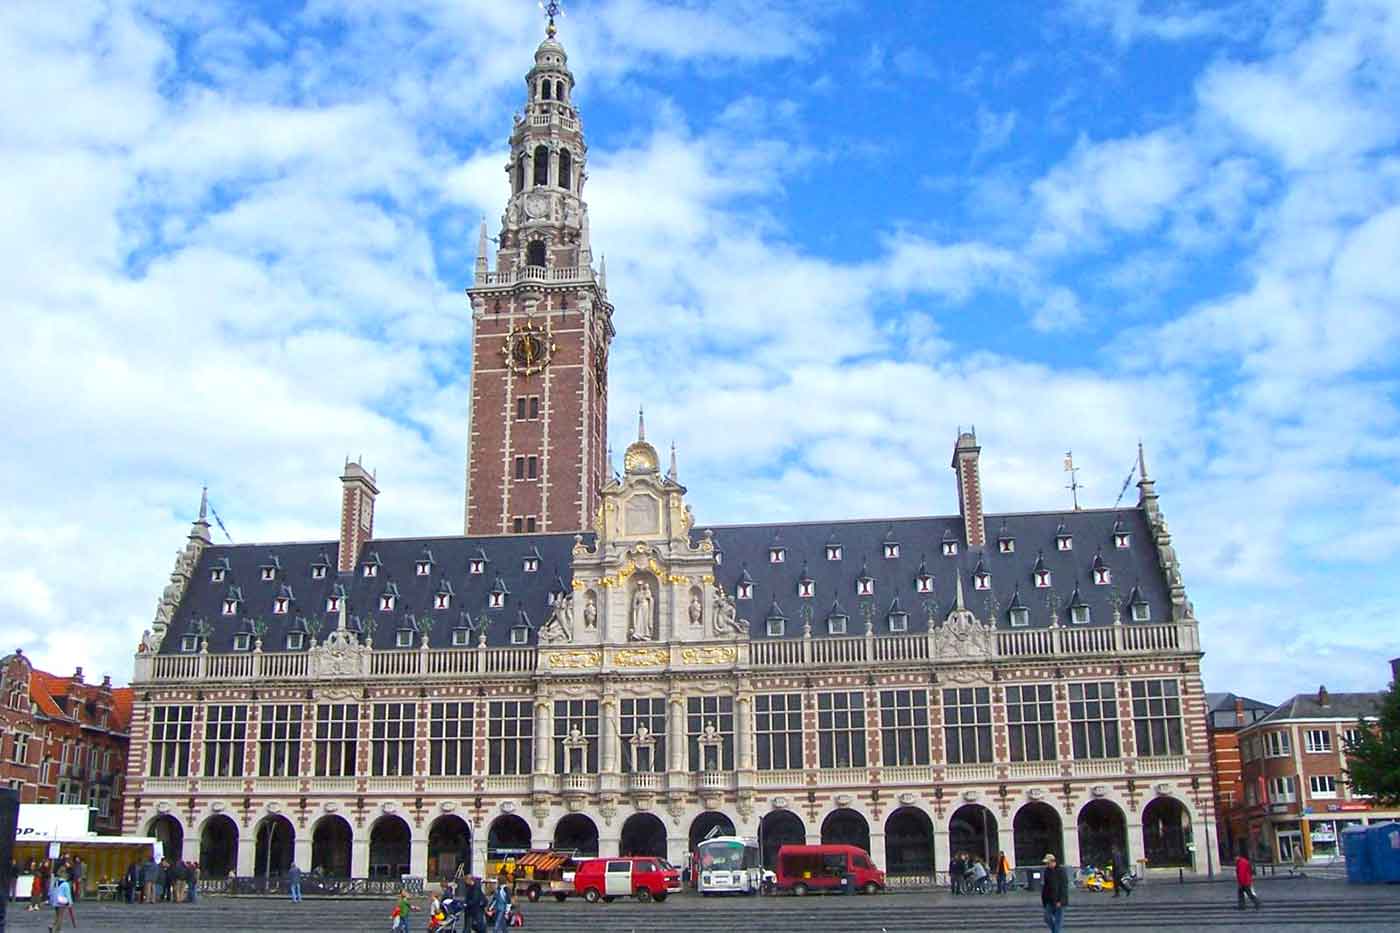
1368 822 1400 883
1342 826 1372 884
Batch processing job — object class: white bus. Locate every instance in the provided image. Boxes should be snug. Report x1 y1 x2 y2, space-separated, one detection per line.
692 835 763 894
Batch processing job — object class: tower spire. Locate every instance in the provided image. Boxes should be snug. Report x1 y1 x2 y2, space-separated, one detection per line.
668 442 678 482
197 486 208 522
637 406 646 441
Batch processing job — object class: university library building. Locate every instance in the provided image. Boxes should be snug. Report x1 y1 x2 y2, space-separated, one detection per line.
123 23 1217 886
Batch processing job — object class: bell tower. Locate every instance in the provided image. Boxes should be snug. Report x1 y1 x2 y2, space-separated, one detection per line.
464 13 613 535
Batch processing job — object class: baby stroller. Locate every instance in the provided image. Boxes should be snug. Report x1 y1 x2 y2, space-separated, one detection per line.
428 895 464 933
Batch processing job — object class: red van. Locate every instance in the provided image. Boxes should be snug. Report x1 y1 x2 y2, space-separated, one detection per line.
775 844 885 896
572 856 682 903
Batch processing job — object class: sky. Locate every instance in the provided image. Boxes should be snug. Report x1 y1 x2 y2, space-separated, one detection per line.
2 0 1398 703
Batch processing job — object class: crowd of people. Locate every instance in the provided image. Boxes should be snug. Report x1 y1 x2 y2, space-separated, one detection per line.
947 850 1012 894
119 855 201 903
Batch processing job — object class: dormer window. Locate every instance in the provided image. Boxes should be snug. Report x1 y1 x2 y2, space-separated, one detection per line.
736 581 753 600
395 629 414 648
311 564 327 580
416 561 431 577
828 613 848 635
286 632 305 650
798 579 814 598
1115 531 1131 549
260 566 276 582
222 598 238 616
452 628 470 647
273 597 289 615
769 547 786 564
973 569 991 591
1032 570 1049 589
232 633 251 652
510 626 529 645
326 595 341 613
1132 601 1151 622
363 563 378 578
766 616 785 637
883 542 900 559
469 558 485 574
431 592 449 610
1071 605 1090 625
916 573 934 594
1010 607 1030 627
826 545 842 561
210 568 226 583
180 635 199 653
888 610 909 632
942 540 958 557
856 576 874 597
998 537 1015 554
489 591 506 609
1056 530 1073 551
380 594 396 612
1094 566 1111 585
523 556 540 573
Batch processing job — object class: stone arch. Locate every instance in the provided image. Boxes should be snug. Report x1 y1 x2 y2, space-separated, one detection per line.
540 79 551 100
949 803 998 864
428 814 472 882
1142 796 1192 867
884 806 935 875
1077 798 1128 871
821 808 871 852
553 813 599 856
254 814 295 878
146 814 185 863
759 809 805 869
620 812 667 858
555 79 566 101
559 149 572 191
533 144 549 186
688 811 736 851
198 813 238 879
488 813 532 861
1012 801 1063 868
369 814 412 879
311 814 354 878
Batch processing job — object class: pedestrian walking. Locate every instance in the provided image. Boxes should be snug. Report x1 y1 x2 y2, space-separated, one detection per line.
1235 853 1261 911
169 858 186 903
49 870 75 932
287 862 303 903
1040 853 1068 933
393 887 417 933
948 854 963 895
187 861 199 902
1111 852 1131 897
463 875 487 933
996 851 1010 893
123 860 139 903
70 857 83 901
29 864 43 912
490 874 512 933
140 856 158 904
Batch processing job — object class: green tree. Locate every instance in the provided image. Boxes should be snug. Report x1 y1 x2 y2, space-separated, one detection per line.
1344 678 1400 806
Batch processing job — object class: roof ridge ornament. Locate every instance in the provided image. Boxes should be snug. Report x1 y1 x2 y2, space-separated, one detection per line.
540 0 563 38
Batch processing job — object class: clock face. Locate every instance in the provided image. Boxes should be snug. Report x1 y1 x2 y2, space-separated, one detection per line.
503 323 554 374
524 192 548 220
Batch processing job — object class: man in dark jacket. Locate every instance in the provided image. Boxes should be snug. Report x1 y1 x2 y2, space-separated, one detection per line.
462 875 487 933
1041 853 1068 933
948 854 964 895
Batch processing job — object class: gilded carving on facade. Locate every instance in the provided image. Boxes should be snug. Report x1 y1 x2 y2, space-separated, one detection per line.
546 649 602 670
680 646 736 666
612 647 668 668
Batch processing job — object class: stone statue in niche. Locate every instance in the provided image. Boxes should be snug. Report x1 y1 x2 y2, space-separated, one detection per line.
712 585 744 636
583 592 598 630
540 594 574 644
629 581 656 641
688 591 703 628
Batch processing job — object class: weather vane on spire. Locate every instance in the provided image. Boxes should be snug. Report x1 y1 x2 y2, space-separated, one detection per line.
540 0 563 36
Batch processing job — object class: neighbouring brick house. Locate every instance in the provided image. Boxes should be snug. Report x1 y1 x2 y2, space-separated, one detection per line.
1236 661 1400 863
122 19 1218 885
0 650 133 833
1205 691 1273 863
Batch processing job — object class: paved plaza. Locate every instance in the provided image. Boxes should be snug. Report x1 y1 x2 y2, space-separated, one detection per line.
6 878 1400 933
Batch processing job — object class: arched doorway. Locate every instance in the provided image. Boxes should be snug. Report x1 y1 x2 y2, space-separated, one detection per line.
554 814 599 856
198 815 238 879
1013 802 1063 868
254 815 295 878
884 807 935 876
759 810 805 869
369 815 412 879
1142 797 1192 868
620 813 667 858
428 815 472 882
821 809 871 852
147 815 184 863
949 804 998 864
689 812 736 852
1077 800 1128 871
312 815 353 878
488 814 532 861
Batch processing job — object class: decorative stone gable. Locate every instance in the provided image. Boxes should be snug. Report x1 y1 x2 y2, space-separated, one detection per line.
142 489 213 653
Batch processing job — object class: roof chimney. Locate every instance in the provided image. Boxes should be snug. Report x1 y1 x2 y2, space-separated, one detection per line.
1234 697 1245 725
951 429 986 549
338 459 380 575
72 666 83 684
1317 685 1330 707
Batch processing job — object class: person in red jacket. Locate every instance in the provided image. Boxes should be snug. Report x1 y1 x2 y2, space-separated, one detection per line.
1235 853 1261 910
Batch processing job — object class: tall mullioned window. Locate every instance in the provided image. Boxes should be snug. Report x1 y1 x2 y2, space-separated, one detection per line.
429 701 474 777
1005 685 1057 763
620 697 666 773
687 696 734 771
1131 679 1184 757
371 702 416 777
553 699 599 774
1069 682 1120 760
202 704 248 777
879 689 930 767
488 700 533 776
942 687 993 765
259 704 303 777
754 693 803 771
315 703 359 777
149 705 195 778
818 691 867 769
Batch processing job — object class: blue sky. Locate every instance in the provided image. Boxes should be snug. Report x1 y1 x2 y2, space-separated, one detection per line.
2 0 1399 702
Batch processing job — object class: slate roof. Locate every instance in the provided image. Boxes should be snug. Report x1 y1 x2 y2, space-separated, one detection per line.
1205 691 1275 730
161 506 1173 653
1253 691 1384 725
